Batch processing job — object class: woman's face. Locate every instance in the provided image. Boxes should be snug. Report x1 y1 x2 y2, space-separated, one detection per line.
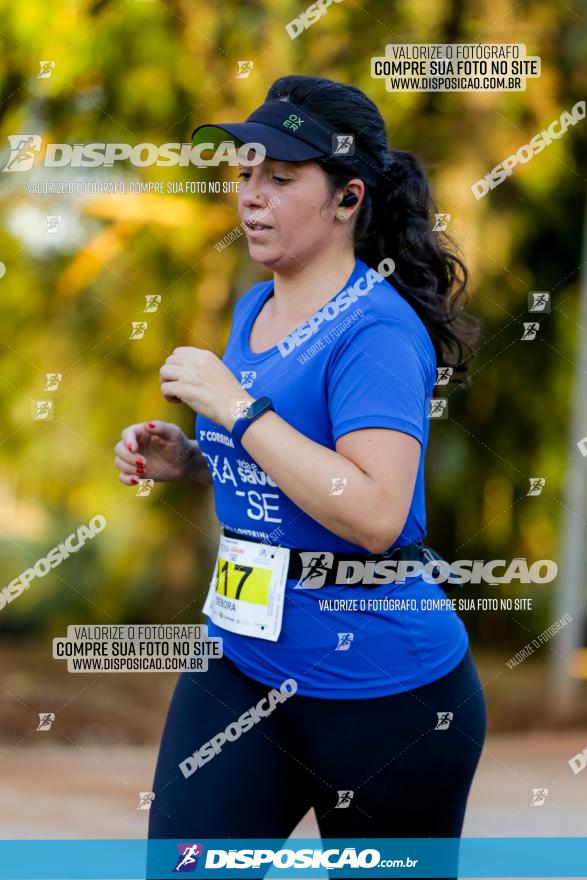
236 156 356 273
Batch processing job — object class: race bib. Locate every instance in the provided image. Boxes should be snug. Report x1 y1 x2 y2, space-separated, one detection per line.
203 534 290 642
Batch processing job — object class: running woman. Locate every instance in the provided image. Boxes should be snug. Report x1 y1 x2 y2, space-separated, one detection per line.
114 75 486 877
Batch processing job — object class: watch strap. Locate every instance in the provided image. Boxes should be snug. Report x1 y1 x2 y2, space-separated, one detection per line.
231 396 274 443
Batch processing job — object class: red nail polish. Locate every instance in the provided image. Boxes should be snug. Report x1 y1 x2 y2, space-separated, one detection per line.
130 477 138 484
135 458 145 466
147 423 156 428
127 444 134 452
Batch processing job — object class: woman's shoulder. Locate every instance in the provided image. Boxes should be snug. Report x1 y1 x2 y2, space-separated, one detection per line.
337 267 437 374
364 270 429 331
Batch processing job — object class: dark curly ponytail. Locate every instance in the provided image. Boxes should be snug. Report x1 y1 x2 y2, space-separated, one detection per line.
266 75 481 385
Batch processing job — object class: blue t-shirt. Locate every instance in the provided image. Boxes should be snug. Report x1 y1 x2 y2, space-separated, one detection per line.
196 256 469 698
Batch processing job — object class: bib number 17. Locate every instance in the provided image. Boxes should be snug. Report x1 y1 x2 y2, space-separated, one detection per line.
216 559 254 601
214 554 272 606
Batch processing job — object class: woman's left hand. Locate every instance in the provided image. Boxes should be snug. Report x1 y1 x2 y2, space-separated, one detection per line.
159 347 253 431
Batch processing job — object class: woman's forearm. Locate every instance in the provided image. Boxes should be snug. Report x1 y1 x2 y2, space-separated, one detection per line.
236 410 389 551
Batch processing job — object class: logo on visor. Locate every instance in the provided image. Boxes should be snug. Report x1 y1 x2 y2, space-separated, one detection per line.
283 114 304 132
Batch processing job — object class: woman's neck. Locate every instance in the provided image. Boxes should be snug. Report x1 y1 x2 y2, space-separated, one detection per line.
270 249 357 323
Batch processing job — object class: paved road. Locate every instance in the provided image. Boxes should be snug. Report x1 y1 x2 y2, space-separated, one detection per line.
1 730 586 879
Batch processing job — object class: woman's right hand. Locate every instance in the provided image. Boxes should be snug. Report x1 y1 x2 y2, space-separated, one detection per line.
114 421 210 485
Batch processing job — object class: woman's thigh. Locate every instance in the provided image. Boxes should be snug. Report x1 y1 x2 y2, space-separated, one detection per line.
147 654 312 841
286 647 487 840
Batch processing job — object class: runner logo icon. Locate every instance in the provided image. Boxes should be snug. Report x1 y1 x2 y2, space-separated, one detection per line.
335 790 354 809
293 552 335 589
3 135 42 171
174 843 204 872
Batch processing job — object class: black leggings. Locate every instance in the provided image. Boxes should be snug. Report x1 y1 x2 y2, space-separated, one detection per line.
147 647 487 877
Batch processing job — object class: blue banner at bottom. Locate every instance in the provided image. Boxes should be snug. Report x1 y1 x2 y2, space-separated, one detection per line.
0 838 586 879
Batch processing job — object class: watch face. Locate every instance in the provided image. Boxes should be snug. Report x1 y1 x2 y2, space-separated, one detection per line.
247 395 270 419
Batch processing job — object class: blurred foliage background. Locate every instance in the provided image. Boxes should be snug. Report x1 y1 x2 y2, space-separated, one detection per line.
0 0 586 735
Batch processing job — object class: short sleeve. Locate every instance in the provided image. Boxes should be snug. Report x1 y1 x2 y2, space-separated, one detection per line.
327 315 435 445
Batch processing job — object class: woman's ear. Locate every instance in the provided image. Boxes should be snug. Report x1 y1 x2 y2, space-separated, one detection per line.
336 178 365 209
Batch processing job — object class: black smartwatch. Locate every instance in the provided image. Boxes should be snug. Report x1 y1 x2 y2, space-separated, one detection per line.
231 396 274 443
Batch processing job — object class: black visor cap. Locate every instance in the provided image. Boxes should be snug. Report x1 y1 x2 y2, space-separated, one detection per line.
191 99 339 162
